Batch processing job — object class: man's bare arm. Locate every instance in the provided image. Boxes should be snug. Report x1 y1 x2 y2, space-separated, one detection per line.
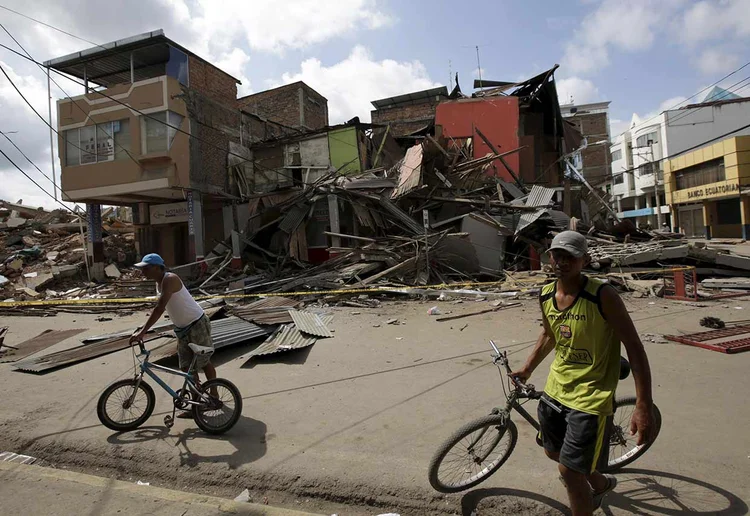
600 284 654 443
512 301 556 381
134 275 180 340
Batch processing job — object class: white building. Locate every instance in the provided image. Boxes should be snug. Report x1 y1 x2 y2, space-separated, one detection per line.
610 91 750 228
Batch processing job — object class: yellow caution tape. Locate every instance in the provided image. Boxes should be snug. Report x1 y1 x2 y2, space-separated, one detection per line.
0 266 696 308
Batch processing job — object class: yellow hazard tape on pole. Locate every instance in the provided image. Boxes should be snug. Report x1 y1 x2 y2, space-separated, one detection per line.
0 266 696 308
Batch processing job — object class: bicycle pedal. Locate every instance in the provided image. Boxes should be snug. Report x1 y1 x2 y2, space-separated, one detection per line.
163 415 174 428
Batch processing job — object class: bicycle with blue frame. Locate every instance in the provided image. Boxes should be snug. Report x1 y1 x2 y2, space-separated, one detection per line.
97 332 242 434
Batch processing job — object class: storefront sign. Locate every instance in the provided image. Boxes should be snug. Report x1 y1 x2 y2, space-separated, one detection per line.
150 202 189 225
687 183 739 200
187 192 195 235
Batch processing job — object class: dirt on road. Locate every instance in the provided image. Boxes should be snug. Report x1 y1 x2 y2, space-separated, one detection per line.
1 294 749 515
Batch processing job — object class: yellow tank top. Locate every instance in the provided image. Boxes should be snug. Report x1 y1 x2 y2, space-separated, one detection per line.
540 276 620 416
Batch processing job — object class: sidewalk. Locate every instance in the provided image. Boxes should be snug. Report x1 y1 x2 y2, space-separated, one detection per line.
0 461 321 516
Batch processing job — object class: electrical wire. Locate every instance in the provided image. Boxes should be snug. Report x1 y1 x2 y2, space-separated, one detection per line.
0 146 77 214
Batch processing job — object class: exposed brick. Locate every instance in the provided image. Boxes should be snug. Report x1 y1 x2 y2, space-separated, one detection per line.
371 103 439 136
238 82 328 131
188 56 238 107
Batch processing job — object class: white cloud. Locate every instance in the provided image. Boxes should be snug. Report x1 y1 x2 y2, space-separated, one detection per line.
562 0 683 74
213 48 252 95
609 119 630 139
556 76 601 105
273 46 441 124
695 48 742 75
680 0 750 45
166 0 393 55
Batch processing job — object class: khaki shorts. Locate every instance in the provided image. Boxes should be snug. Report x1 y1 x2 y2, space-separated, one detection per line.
176 315 214 371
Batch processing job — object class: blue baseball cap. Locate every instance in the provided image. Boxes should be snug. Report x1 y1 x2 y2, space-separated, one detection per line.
135 253 165 268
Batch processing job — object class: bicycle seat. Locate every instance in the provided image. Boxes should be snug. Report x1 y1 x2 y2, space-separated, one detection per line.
188 343 214 355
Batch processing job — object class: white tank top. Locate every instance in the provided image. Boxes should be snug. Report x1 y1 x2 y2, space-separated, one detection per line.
157 273 204 328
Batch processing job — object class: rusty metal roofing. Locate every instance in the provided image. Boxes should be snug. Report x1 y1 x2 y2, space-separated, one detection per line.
244 315 334 359
279 203 309 234
0 328 86 363
289 310 333 337
515 185 555 234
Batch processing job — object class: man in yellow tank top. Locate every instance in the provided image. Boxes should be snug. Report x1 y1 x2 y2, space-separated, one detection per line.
513 231 654 516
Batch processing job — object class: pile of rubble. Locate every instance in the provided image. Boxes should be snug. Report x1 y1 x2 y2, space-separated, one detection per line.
0 200 136 302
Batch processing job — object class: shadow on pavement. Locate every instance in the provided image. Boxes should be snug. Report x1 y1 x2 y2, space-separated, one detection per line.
241 346 312 369
105 415 267 470
460 487 570 515
173 415 267 469
602 468 749 516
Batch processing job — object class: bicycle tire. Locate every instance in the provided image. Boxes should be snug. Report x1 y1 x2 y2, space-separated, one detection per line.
193 378 242 435
602 396 662 472
428 413 517 493
97 379 155 432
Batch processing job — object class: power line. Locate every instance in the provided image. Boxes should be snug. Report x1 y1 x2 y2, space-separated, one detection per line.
0 146 77 214
0 4 100 48
0 22 143 171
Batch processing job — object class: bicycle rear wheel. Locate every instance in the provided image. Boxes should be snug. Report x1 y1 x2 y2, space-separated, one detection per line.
193 378 242 435
602 396 662 472
428 413 517 493
97 379 155 432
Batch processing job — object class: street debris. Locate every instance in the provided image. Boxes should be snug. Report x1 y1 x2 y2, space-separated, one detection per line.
435 302 520 322
427 306 442 316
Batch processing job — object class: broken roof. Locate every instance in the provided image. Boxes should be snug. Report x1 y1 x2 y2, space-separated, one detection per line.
371 86 449 110
44 29 241 87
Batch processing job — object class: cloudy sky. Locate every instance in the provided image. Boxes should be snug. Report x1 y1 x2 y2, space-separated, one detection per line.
1 0 749 208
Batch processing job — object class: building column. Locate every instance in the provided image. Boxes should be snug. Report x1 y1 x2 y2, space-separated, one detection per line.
187 191 205 262
616 196 623 214
645 194 654 227
670 206 679 234
86 203 105 280
741 196 750 241
703 201 712 240
223 203 242 269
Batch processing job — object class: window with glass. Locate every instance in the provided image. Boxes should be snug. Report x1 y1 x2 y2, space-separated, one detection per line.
143 111 183 154
611 149 622 161
166 46 189 86
636 131 658 148
613 174 624 185
64 119 130 166
675 158 726 190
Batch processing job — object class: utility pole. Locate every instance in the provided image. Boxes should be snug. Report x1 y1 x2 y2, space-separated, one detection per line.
649 140 663 229
46 67 57 201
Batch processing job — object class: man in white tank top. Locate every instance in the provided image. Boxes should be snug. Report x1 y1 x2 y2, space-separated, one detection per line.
131 254 217 409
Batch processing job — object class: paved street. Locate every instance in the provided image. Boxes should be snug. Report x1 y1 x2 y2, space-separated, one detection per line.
1 295 749 514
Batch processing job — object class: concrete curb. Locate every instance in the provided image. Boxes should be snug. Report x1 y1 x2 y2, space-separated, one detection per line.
0 461 323 515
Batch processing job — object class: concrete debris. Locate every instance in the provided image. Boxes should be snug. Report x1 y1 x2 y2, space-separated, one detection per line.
104 264 121 279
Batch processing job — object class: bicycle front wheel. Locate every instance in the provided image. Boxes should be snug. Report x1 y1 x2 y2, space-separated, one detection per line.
193 378 242 435
97 379 155 432
428 413 517 493
602 396 662 472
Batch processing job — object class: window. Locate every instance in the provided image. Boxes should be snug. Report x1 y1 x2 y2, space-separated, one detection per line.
166 46 189 86
143 111 183 154
64 119 131 166
613 174 624 185
638 162 657 176
636 131 658 148
675 158 726 190
611 149 622 161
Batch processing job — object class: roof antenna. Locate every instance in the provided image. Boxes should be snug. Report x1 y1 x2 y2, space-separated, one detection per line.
476 46 483 89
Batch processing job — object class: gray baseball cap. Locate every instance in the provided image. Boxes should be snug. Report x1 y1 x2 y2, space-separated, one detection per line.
548 231 588 258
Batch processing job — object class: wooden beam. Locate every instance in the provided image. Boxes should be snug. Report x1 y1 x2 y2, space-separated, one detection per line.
474 125 525 189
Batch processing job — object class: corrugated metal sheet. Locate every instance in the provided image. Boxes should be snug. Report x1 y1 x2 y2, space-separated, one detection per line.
241 297 300 310
230 297 300 325
498 180 525 200
378 197 423 235
342 178 396 190
0 329 86 363
289 310 333 337
244 315 334 359
547 210 571 230
515 185 555 234
279 204 309 234
82 322 173 344
14 336 139 373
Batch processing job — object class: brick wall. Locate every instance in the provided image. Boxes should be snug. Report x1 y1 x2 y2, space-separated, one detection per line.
188 56 238 106
371 103 438 136
238 82 328 130
568 112 610 183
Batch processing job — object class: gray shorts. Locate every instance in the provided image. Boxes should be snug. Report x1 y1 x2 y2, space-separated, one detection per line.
176 315 214 371
538 394 612 474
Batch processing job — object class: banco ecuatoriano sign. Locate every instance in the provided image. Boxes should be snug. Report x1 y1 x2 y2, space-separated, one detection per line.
687 183 739 200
